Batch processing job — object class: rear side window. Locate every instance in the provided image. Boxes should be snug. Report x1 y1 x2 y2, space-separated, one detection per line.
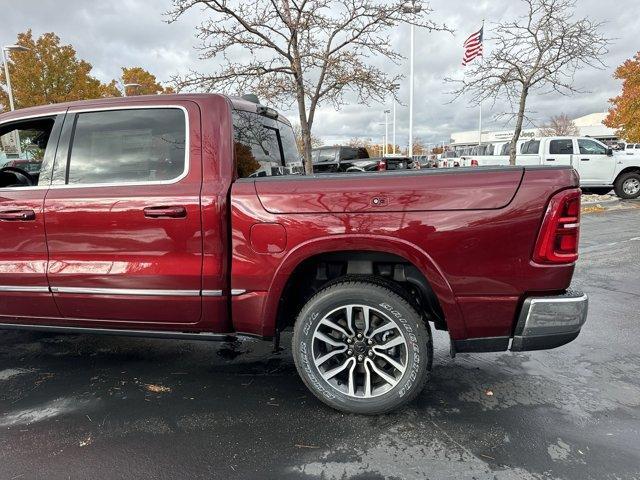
314 148 337 163
549 139 574 155
521 140 540 154
233 110 302 177
340 148 358 161
67 108 186 185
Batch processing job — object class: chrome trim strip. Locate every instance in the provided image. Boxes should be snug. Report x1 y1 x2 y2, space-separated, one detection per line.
0 285 50 293
49 286 201 297
48 105 190 189
202 289 224 297
0 322 236 342
231 289 247 296
0 110 66 123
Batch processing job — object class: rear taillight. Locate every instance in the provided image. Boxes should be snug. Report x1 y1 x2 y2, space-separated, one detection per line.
533 189 581 264
471 159 479 166
377 160 387 171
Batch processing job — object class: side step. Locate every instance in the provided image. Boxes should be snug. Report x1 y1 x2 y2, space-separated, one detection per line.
0 323 236 342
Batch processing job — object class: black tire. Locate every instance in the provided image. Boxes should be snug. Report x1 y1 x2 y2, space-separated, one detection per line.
292 280 432 414
614 172 640 199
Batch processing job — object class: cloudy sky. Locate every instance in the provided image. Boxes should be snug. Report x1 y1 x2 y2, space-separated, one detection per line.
3 0 638 146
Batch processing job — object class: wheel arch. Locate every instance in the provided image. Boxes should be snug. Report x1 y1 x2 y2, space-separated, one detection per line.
260 235 465 339
615 166 640 181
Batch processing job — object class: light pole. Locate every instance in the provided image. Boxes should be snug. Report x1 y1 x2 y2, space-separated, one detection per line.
2 44 30 111
402 0 421 160
384 109 390 156
123 83 141 97
392 102 396 154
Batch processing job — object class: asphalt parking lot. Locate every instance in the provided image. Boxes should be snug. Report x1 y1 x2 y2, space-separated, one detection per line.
1 203 639 480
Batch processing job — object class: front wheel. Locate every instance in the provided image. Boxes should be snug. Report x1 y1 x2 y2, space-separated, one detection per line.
292 280 432 414
614 172 640 199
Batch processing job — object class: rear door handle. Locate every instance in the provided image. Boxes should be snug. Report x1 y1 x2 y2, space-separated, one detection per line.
581 158 590 161
143 206 187 218
546 158 555 162
0 209 36 221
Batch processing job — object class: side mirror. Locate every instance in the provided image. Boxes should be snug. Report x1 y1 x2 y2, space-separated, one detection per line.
606 148 613 156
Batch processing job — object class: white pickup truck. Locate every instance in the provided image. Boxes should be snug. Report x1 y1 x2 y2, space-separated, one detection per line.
459 137 640 199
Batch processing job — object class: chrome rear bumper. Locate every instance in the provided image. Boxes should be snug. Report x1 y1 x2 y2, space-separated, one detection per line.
510 290 588 351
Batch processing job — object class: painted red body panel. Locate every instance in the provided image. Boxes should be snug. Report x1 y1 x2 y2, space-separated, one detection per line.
230 168 578 339
255 169 523 213
0 95 579 343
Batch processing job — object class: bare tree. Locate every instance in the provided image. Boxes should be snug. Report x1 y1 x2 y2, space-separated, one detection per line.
167 0 445 173
447 0 610 165
539 113 579 136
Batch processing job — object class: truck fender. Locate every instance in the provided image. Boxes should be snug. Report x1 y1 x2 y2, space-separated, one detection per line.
260 234 467 339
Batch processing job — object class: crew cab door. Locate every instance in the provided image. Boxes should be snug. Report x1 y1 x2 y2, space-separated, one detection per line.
545 138 574 166
575 138 616 185
43 102 204 326
0 112 64 321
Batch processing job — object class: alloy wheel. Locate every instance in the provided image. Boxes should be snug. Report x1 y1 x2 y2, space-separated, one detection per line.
311 304 408 398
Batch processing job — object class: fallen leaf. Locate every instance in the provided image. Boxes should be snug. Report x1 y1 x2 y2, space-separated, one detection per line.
79 436 92 447
145 384 171 393
485 390 494 396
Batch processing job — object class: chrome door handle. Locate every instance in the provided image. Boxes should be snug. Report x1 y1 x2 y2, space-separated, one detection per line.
0 209 36 221
143 206 187 218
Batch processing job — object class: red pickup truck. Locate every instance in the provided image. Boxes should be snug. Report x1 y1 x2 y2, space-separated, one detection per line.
0 94 588 414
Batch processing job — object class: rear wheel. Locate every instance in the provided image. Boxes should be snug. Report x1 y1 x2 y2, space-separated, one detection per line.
614 172 640 199
292 280 432 414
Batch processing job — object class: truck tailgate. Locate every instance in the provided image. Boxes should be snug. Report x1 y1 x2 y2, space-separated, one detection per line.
255 169 523 213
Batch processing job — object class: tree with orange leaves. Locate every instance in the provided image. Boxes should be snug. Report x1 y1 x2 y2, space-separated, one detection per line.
0 30 175 112
121 67 175 96
605 52 640 142
0 30 110 111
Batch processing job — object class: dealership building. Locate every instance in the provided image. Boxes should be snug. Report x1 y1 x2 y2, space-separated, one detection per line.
450 112 619 148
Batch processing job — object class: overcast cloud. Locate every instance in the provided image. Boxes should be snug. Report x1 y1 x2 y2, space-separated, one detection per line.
2 0 638 146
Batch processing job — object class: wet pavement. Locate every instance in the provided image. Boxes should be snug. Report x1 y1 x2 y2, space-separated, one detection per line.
1 207 639 480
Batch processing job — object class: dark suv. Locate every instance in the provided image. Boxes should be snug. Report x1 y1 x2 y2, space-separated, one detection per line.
312 146 378 173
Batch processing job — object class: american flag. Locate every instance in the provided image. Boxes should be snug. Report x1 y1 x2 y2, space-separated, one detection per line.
462 26 484 66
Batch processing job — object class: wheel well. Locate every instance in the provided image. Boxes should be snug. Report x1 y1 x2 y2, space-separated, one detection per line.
275 251 447 333
616 167 640 181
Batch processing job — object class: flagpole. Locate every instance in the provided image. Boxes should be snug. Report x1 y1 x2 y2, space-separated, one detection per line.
478 19 485 149
478 103 482 147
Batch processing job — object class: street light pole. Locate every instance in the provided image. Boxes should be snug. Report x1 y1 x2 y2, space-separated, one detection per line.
402 1 421 160
392 102 396 154
2 45 29 111
384 109 390 157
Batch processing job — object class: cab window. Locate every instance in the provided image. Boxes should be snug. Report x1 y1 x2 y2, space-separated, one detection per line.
578 139 607 155
520 140 540 154
549 139 574 155
66 108 186 185
232 109 302 177
0 116 57 188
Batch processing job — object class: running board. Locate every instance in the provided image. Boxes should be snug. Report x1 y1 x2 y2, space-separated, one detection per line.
0 322 236 342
